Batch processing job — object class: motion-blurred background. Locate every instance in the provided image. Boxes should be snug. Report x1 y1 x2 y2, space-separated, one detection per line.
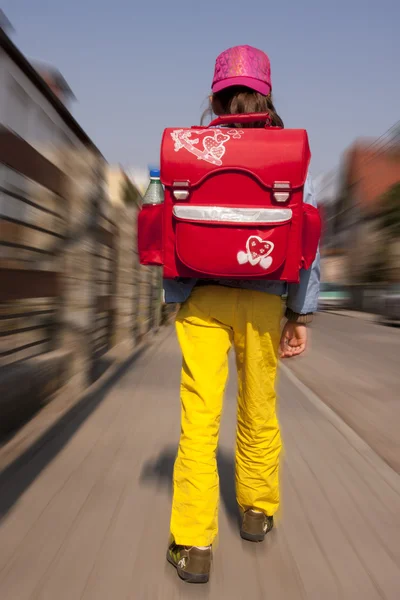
0 3 399 599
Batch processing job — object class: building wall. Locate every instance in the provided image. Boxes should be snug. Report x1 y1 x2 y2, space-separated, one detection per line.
345 219 380 282
335 140 400 285
346 143 400 212
127 167 149 195
106 168 123 206
390 240 400 282
0 48 84 164
0 40 168 433
321 255 347 284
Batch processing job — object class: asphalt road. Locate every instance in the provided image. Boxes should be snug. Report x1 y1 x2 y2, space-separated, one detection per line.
286 311 400 473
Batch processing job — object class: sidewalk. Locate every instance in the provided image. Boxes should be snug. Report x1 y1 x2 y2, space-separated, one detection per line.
0 327 399 599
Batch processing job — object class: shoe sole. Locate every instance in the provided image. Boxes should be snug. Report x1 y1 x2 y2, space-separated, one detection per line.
166 552 209 584
240 523 274 543
240 530 265 542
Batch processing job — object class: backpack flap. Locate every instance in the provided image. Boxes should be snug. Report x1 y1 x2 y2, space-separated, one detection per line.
161 127 310 204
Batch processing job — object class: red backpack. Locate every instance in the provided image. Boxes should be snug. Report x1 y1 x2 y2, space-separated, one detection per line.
138 113 321 283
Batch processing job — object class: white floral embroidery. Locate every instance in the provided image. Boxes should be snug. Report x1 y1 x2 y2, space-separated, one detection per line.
171 129 244 166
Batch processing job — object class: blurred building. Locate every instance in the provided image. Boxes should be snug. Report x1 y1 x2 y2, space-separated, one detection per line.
0 24 95 163
0 18 164 436
319 203 346 284
106 165 142 206
315 171 346 284
30 61 76 109
327 138 400 285
0 21 106 430
127 167 150 195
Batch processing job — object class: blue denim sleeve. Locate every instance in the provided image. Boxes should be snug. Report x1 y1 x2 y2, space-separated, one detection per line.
286 174 321 314
163 278 197 304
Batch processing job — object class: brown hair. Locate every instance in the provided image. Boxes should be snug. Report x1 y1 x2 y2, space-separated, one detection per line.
202 86 284 128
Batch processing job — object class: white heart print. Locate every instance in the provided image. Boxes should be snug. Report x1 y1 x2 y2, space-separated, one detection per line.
237 236 274 270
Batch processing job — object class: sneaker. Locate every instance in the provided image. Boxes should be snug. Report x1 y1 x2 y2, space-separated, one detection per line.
240 509 274 542
167 542 211 583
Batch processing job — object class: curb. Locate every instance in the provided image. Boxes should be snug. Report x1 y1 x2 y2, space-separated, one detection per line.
280 363 400 494
319 309 377 322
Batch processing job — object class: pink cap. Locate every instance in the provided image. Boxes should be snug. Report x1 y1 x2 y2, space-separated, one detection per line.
212 45 272 96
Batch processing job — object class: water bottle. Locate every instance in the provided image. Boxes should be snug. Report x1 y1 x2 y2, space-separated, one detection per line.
137 167 164 270
142 169 164 205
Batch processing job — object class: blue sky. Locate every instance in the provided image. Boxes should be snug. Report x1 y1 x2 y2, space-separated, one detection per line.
2 0 399 177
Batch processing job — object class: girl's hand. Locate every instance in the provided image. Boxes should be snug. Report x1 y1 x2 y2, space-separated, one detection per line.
279 323 308 359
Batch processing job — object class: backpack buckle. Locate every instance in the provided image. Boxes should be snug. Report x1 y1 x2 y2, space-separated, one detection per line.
273 182 291 203
173 181 190 201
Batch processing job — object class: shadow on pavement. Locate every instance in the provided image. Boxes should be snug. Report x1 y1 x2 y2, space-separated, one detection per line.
0 347 147 523
140 446 240 526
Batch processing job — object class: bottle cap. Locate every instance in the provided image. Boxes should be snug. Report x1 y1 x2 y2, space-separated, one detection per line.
150 168 160 179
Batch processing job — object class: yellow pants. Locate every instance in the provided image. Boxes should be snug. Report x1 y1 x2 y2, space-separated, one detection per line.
170 285 283 546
